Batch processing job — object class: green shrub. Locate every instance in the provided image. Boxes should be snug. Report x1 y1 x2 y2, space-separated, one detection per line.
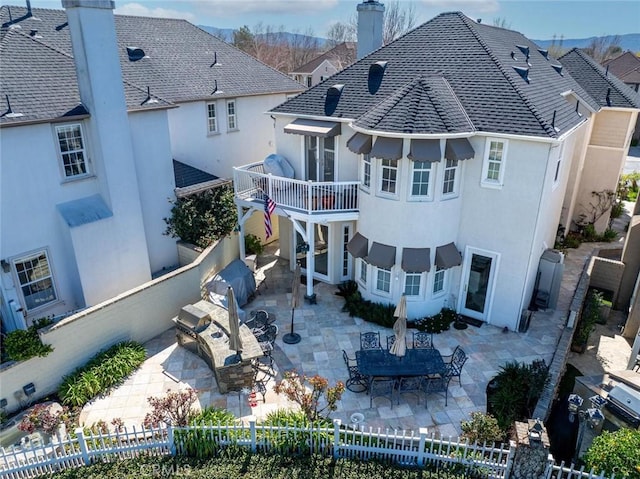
415 308 457 334
164 184 237 249
583 428 640 478
572 289 603 349
487 360 549 431
244 234 264 255
460 412 505 444
610 201 624 219
175 407 239 459
4 319 54 361
261 409 333 455
337 282 396 328
601 228 618 242
59 341 146 407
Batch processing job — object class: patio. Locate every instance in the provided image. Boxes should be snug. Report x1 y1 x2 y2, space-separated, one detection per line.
80 241 624 437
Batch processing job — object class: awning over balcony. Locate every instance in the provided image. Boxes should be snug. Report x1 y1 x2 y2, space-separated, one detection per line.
284 119 341 138
366 242 396 269
444 138 475 161
370 137 403 160
347 132 372 155
435 242 462 270
401 248 431 273
407 139 441 162
347 232 368 258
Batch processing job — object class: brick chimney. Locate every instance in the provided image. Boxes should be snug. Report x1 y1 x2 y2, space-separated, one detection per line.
357 0 384 60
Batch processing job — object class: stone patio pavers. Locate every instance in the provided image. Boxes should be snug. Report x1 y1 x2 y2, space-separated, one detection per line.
80 237 635 438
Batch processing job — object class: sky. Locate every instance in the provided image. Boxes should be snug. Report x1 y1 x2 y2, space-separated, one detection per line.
31 0 640 40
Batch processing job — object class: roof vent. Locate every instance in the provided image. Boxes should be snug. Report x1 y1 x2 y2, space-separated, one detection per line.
324 84 344 116
29 29 41 38
551 110 560 133
127 47 146 62
2 94 23 118
140 86 159 106
368 61 387 94
605 64 609 77
210 52 221 67
516 44 529 56
551 64 563 76
510 51 517 60
513 66 530 83
211 79 223 95
575 100 582 117
537 48 549 60
606 88 611 107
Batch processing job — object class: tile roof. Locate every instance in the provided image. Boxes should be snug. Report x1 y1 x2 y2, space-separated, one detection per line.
558 48 640 109
0 5 304 126
173 160 217 189
603 51 640 79
272 12 605 139
291 42 356 74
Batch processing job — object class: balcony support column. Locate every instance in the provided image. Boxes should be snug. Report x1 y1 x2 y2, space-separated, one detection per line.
305 220 317 303
237 205 246 261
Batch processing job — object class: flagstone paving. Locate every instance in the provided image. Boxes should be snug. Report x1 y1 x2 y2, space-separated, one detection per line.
80 240 633 438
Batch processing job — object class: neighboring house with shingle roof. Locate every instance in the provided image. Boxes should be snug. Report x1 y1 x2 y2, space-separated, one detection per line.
233 7 640 331
0 1 303 330
290 42 356 87
558 48 640 230
603 51 640 92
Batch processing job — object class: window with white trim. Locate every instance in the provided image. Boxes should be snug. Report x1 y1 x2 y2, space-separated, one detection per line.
207 102 218 133
432 267 446 295
361 154 371 190
379 159 398 195
442 159 458 196
359 259 367 285
375 267 391 294
56 123 89 178
226 99 237 131
13 250 57 310
481 139 507 187
411 160 432 198
404 273 421 296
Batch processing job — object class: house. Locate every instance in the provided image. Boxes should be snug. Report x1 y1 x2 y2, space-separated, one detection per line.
603 51 640 93
0 1 303 330
557 48 640 233
234 2 640 330
290 42 356 87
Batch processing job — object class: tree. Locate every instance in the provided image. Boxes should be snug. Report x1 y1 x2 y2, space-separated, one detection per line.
583 35 622 63
273 371 345 422
164 184 237 249
548 34 566 59
326 22 356 48
583 428 640 477
143 389 199 428
233 25 255 55
492 17 511 29
382 0 417 44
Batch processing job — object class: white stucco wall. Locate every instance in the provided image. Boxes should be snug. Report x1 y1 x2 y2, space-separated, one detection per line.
168 94 295 179
129 110 179 273
311 60 339 86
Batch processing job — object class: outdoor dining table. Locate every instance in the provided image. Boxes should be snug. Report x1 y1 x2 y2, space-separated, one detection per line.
356 348 446 378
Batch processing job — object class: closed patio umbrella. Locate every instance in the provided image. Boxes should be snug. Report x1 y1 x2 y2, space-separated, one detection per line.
283 263 302 344
391 295 407 357
227 286 243 355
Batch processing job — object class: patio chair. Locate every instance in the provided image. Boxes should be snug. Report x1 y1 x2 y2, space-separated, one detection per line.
369 377 395 408
252 367 270 403
634 355 640 372
412 331 434 349
444 346 468 386
342 350 369 393
396 376 423 405
422 367 454 407
360 331 382 350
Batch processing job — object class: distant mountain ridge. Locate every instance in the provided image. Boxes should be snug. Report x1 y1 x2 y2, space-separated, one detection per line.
532 33 640 53
200 25 639 54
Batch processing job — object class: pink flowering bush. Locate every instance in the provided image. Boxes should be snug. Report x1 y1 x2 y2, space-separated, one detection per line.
273 371 345 422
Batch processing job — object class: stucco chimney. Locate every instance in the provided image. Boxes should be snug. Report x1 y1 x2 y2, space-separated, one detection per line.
357 0 385 60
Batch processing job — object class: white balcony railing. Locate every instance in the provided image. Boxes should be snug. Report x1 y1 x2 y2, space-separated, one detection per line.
233 162 359 215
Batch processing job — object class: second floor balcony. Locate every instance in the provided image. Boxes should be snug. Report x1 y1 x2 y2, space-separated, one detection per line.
233 162 360 220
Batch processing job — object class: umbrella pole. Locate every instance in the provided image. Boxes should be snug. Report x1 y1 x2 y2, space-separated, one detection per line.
283 308 301 344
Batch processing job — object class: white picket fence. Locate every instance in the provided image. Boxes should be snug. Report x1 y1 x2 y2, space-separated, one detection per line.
0 420 620 479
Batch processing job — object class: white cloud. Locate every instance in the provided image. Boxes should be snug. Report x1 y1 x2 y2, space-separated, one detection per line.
419 0 500 14
115 3 197 22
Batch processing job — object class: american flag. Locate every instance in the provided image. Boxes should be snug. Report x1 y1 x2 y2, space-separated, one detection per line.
264 194 276 239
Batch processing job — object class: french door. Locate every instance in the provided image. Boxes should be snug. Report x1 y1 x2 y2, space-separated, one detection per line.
459 248 499 322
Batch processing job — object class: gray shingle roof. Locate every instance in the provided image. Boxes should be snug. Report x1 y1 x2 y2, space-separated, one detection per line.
1 5 304 126
291 42 356 74
173 160 217 188
272 12 605 139
353 76 474 134
558 48 640 109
